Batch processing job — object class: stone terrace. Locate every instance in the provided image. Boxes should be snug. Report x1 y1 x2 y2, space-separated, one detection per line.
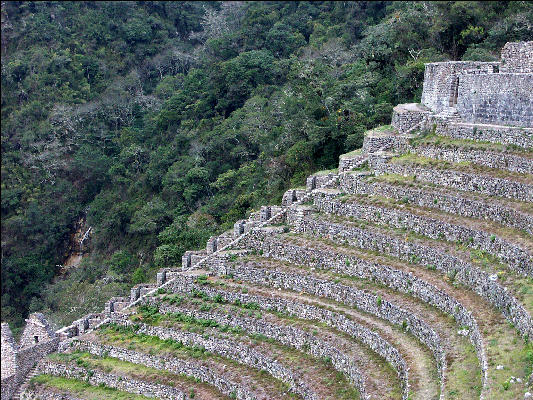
2 41 532 400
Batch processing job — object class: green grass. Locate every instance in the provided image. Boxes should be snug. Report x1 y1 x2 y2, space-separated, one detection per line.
446 344 482 399
313 168 338 176
372 124 394 132
391 153 533 183
48 351 225 398
340 148 363 158
410 133 533 155
98 324 210 359
30 374 151 400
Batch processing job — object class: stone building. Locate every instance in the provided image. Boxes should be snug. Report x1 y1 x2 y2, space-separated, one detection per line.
420 41 532 127
1 314 58 399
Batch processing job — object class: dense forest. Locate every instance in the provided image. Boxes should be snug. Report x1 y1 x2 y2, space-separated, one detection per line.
2 1 532 332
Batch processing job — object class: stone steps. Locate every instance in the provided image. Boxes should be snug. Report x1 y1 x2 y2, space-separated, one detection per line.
138 297 399 400
370 154 533 203
80 329 287 400
151 274 438 400
339 171 533 234
311 190 533 276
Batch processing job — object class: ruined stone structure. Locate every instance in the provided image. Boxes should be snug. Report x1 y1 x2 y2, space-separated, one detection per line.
2 42 532 400
1 315 58 400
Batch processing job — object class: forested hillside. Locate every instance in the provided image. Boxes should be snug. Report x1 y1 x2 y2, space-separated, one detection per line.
2 1 532 331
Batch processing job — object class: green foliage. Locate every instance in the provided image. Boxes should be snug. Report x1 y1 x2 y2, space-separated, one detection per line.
3 1 530 329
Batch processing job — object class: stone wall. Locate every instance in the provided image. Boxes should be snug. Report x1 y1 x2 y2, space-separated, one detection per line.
411 143 533 174
35 360 186 400
391 104 431 134
362 130 409 154
155 275 410 399
21 387 83 400
340 173 533 235
313 193 532 276
238 229 491 383
433 119 533 148
306 173 338 191
371 159 533 203
106 316 318 399
205 254 447 392
456 73 533 127
290 215 532 338
501 41 533 73
155 306 364 399
338 153 367 173
281 189 307 206
421 62 500 113
63 340 256 400
1 323 17 379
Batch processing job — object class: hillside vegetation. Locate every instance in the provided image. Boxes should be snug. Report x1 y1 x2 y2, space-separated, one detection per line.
2 1 532 330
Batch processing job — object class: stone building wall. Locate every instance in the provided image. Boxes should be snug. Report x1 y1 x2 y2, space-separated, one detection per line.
501 41 533 73
456 73 533 127
421 62 500 113
19 313 57 349
1 323 17 380
1 314 59 400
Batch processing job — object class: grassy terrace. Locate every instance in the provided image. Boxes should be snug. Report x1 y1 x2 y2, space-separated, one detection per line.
409 133 533 155
94 324 297 400
150 281 436 400
308 212 533 314
131 301 366 400
313 168 339 176
151 277 438 399
47 351 227 400
339 148 363 159
366 173 533 214
389 153 533 185
334 193 533 251
272 232 532 399
222 253 480 400
29 374 152 400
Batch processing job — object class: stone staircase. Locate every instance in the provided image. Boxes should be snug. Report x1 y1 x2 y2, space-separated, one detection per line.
437 106 461 121
12 364 40 400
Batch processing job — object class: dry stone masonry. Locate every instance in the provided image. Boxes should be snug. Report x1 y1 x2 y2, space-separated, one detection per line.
3 41 532 400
